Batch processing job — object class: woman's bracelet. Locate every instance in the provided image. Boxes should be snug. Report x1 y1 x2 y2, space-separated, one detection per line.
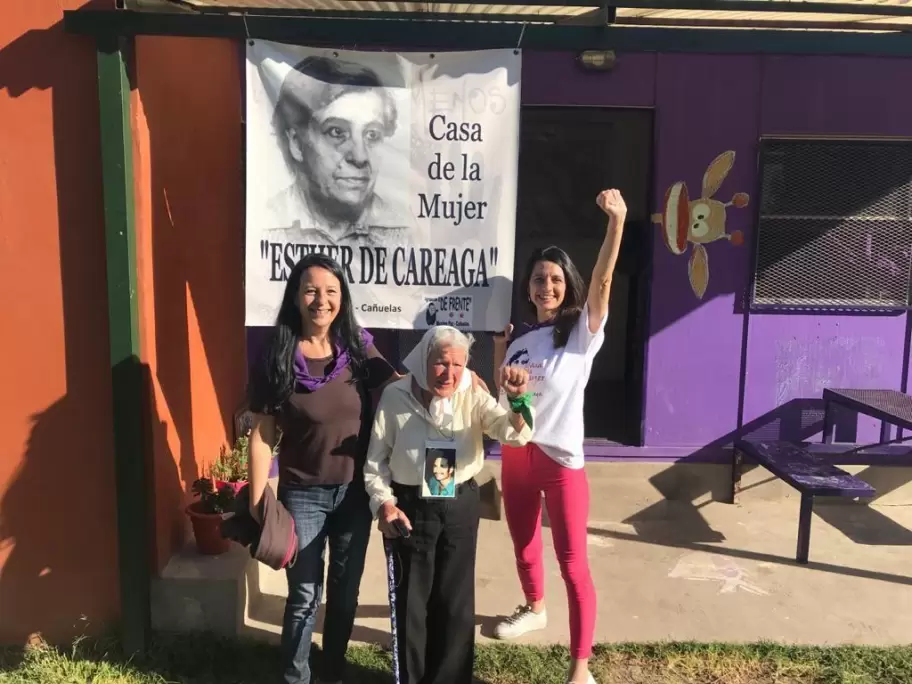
507 392 533 429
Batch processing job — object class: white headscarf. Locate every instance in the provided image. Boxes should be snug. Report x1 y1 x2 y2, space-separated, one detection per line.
402 326 473 426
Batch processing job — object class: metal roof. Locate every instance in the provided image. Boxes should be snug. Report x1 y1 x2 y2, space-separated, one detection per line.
144 0 912 31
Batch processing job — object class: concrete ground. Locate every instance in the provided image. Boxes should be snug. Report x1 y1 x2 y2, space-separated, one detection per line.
232 461 912 648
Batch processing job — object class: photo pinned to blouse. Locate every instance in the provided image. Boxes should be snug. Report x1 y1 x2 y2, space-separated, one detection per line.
421 440 457 499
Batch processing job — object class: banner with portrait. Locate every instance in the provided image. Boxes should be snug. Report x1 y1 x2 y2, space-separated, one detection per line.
245 41 522 330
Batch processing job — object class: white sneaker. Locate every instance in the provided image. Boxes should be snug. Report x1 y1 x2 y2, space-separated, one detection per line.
493 604 547 640
567 674 596 684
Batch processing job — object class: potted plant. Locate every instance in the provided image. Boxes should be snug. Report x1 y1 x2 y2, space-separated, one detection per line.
186 477 236 555
210 434 249 496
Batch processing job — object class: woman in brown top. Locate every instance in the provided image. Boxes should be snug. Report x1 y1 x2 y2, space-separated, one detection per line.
247 253 398 684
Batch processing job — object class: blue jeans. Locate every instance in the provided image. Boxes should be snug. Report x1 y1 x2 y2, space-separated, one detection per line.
278 483 372 684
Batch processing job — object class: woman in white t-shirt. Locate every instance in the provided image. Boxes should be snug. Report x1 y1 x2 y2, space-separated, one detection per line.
491 189 627 684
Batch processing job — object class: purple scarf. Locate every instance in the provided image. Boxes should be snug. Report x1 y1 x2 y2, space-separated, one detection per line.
293 329 373 392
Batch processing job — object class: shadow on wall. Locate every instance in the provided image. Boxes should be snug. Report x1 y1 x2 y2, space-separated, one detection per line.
0 10 246 644
148 385 192 567
0 8 122 644
0 397 121 646
135 35 248 568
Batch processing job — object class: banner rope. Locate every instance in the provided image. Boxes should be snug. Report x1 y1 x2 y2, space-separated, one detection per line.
243 12 253 46
515 22 527 54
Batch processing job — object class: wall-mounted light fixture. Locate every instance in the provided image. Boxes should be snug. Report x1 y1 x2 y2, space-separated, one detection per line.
577 50 616 72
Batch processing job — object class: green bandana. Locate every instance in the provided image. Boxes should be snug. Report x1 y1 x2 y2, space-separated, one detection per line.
508 392 533 430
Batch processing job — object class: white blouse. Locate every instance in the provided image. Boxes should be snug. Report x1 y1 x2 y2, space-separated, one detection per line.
363 377 534 517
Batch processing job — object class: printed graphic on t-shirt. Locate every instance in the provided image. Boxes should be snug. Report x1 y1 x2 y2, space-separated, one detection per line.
421 441 457 499
498 304 607 468
504 343 546 399
507 347 530 366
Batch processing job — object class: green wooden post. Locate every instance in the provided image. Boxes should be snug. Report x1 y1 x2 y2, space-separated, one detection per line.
96 35 150 655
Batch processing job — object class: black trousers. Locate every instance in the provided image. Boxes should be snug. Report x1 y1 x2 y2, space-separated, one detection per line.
391 479 480 684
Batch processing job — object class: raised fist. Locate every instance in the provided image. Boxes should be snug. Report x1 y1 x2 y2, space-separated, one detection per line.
500 365 529 398
596 188 627 223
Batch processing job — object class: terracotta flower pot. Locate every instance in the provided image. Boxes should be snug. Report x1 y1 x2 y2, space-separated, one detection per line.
215 479 247 496
186 502 231 555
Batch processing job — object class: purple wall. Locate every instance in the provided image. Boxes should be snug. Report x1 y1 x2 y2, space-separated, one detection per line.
743 56 912 446
645 54 760 447
247 51 912 455
522 51 912 452
522 51 656 107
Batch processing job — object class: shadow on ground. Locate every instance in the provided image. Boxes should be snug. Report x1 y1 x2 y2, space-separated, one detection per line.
246 593 394 647
586 511 912 588
248 591 506 666
813 502 912 546
619 398 912 550
68 631 395 684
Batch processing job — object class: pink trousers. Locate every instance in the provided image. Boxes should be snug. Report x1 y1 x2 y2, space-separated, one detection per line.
500 443 596 659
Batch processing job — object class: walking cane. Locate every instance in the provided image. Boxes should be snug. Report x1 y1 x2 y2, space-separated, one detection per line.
384 520 410 684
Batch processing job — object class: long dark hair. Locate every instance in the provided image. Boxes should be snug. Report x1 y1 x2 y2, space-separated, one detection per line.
259 254 367 409
521 246 587 349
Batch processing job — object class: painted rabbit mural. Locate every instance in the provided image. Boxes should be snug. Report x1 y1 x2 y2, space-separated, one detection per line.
652 150 750 299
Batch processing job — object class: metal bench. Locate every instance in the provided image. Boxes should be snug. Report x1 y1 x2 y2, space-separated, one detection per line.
734 439 876 564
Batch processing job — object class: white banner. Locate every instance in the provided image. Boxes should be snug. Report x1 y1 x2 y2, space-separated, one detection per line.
245 42 522 330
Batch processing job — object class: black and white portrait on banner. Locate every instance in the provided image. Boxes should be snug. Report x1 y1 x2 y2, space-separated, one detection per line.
245 42 522 330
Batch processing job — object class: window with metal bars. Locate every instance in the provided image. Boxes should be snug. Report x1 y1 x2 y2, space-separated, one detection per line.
752 137 912 310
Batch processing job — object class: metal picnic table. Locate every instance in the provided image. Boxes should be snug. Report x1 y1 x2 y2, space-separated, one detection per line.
734 388 912 564
822 388 912 446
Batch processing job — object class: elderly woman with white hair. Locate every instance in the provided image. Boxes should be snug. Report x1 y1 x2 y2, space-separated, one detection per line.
364 325 533 684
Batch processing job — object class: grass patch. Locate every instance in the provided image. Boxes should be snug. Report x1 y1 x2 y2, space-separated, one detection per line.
1 633 911 684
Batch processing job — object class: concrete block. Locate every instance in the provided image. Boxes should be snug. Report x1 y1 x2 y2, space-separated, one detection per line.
151 544 248 636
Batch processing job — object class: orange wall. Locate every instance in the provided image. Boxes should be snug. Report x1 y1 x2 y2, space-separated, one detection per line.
0 2 248 644
132 35 247 571
0 0 120 645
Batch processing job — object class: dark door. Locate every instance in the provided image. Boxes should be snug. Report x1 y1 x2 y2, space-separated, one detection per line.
514 106 653 446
